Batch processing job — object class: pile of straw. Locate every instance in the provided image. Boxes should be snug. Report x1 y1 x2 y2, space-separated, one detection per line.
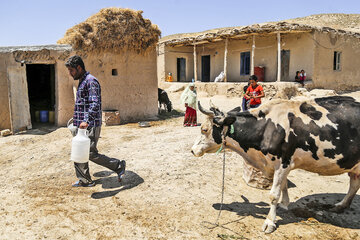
57 8 161 54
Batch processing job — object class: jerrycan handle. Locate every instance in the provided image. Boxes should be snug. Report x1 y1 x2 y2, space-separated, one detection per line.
78 128 89 137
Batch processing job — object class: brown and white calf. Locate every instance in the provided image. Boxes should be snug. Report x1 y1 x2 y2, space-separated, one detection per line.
191 96 360 233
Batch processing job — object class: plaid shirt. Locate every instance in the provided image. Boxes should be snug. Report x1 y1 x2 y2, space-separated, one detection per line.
73 72 102 127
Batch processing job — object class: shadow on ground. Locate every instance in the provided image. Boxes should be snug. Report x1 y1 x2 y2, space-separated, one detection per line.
213 193 360 229
157 109 184 120
16 123 59 135
91 170 144 199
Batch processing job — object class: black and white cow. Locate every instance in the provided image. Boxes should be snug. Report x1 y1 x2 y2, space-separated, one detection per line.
191 96 360 233
158 88 172 112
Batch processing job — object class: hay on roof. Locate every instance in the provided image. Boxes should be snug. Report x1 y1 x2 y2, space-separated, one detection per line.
57 8 161 54
160 14 360 46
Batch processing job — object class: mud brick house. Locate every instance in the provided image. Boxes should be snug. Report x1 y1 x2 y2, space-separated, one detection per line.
157 14 360 90
0 8 160 133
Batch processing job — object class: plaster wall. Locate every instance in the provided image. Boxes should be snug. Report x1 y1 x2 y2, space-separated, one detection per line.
195 41 225 82
12 49 74 127
6 62 30 132
280 32 314 81
161 32 315 83
312 31 360 90
227 36 254 82
157 43 166 83
0 53 11 130
83 49 158 123
56 55 75 126
251 35 278 82
0 47 158 130
164 45 194 82
1 52 32 132
0 48 75 129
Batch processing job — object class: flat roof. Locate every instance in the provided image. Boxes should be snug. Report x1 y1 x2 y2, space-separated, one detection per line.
160 14 360 46
0 44 72 53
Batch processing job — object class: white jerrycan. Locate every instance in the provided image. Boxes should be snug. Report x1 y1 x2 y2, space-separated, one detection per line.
70 128 90 163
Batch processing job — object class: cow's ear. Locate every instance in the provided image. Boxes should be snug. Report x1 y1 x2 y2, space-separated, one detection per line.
223 116 236 126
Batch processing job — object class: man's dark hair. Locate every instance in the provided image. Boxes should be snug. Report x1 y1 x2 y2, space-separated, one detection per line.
65 55 85 71
249 75 258 81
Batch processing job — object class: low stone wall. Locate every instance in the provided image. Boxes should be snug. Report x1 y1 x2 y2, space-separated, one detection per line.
160 81 304 100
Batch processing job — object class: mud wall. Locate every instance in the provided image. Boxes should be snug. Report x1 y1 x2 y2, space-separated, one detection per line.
82 49 158 123
195 41 225 82
280 32 314 81
157 43 166 83
312 31 360 90
12 48 74 128
0 47 74 130
56 53 75 126
0 53 11 130
1 46 158 130
160 32 315 83
162 45 194 82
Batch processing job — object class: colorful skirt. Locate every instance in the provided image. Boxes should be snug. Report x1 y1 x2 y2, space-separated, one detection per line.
184 107 197 126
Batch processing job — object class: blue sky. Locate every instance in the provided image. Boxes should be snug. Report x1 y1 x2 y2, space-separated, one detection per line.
0 0 359 46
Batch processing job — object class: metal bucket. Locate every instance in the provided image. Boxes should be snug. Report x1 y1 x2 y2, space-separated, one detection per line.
138 121 150 127
67 118 77 134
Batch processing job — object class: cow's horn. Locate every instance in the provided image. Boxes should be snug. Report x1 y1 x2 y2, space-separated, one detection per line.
209 99 216 109
198 101 214 117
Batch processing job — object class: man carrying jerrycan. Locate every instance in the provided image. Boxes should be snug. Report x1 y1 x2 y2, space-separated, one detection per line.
66 55 126 187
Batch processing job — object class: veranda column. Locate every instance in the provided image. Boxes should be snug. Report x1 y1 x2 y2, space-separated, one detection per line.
193 41 198 81
277 32 281 82
251 35 255 76
223 38 228 82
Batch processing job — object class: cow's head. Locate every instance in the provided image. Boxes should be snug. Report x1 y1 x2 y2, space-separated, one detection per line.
191 102 236 157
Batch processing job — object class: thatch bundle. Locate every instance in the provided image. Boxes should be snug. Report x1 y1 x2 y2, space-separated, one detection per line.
57 8 161 54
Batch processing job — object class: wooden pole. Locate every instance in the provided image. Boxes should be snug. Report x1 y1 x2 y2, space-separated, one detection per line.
193 42 198 81
277 32 281 82
251 35 255 76
224 38 228 82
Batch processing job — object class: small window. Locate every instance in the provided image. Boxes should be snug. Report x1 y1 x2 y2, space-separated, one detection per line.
240 52 250 75
333 51 341 71
112 69 118 76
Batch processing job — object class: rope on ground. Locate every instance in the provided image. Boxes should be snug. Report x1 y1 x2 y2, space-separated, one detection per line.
200 147 249 239
201 147 226 228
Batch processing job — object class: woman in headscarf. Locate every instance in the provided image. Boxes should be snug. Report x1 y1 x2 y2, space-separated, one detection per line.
181 83 197 127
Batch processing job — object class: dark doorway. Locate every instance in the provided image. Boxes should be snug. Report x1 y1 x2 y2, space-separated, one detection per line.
26 64 55 127
240 52 251 75
177 58 186 82
281 50 290 81
201 55 210 82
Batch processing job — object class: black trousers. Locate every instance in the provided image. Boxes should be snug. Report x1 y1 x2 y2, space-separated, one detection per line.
70 126 121 183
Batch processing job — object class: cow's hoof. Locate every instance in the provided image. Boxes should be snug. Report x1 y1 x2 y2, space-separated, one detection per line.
278 203 289 210
262 219 276 234
330 205 346 213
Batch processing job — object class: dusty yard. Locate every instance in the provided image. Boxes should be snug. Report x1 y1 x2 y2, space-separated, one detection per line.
1 91 360 240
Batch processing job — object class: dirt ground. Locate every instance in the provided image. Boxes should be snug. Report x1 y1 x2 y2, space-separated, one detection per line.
1 89 360 240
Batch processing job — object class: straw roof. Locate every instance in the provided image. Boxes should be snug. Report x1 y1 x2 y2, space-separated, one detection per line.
57 8 161 54
160 14 360 46
283 14 360 34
